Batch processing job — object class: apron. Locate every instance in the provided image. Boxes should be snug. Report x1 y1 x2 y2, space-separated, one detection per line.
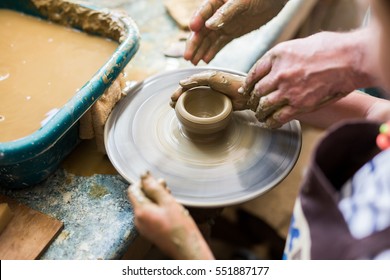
284 120 390 259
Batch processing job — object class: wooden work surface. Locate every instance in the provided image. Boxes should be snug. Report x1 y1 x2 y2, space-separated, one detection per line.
0 195 63 260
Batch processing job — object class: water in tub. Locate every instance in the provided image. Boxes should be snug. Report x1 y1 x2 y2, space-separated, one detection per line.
0 9 118 142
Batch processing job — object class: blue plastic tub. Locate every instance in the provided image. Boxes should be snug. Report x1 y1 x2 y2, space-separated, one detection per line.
0 0 140 188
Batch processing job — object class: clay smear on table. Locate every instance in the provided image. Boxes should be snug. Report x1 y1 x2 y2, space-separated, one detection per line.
0 9 117 142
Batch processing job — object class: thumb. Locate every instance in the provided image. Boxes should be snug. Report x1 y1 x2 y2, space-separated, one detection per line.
205 1 246 29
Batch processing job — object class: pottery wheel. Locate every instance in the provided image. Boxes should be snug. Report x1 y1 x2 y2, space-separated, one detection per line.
105 67 302 207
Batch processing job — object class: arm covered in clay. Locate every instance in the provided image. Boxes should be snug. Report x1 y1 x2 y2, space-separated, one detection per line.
127 172 214 260
185 0 288 65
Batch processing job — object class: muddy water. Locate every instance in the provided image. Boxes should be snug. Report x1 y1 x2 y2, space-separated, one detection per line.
0 9 118 142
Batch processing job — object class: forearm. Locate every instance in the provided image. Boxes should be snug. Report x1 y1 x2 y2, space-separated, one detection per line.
297 91 390 129
170 229 215 260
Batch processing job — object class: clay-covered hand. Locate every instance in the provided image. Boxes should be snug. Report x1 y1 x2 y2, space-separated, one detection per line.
241 30 377 128
185 0 287 65
127 172 214 260
171 70 250 111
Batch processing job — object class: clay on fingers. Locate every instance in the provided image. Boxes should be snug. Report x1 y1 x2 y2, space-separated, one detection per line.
191 0 224 31
140 172 173 205
171 70 255 111
128 181 152 204
242 53 274 96
128 171 172 206
170 86 185 108
180 70 245 92
255 93 287 123
206 0 247 29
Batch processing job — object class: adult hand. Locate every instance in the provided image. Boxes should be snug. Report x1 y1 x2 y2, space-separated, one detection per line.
241 30 377 128
185 0 287 65
127 172 214 260
171 70 251 111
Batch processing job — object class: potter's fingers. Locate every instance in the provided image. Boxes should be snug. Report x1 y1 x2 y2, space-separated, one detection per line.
191 36 212 66
141 173 173 205
179 70 219 89
206 0 246 30
264 116 284 129
202 36 229 63
248 74 283 110
184 28 211 62
128 184 151 208
256 106 278 123
270 105 299 127
184 32 199 62
251 73 279 98
207 70 245 92
255 91 287 122
157 178 168 188
180 71 245 95
169 100 177 108
259 90 288 110
263 104 299 129
189 0 225 32
242 54 274 95
247 92 260 111
170 86 185 107
157 178 172 194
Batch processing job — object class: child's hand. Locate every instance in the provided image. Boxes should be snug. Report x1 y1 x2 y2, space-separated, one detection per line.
127 172 214 260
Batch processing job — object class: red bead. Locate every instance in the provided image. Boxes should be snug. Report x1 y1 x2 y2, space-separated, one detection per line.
376 133 390 150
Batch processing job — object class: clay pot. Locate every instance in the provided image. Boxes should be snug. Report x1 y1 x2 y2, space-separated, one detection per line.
175 87 233 139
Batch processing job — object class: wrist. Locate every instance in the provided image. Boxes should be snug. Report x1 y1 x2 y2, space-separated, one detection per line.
344 28 380 89
366 97 390 123
169 223 215 260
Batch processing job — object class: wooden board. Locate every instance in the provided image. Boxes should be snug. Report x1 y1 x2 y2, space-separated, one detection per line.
163 0 203 30
0 195 63 260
